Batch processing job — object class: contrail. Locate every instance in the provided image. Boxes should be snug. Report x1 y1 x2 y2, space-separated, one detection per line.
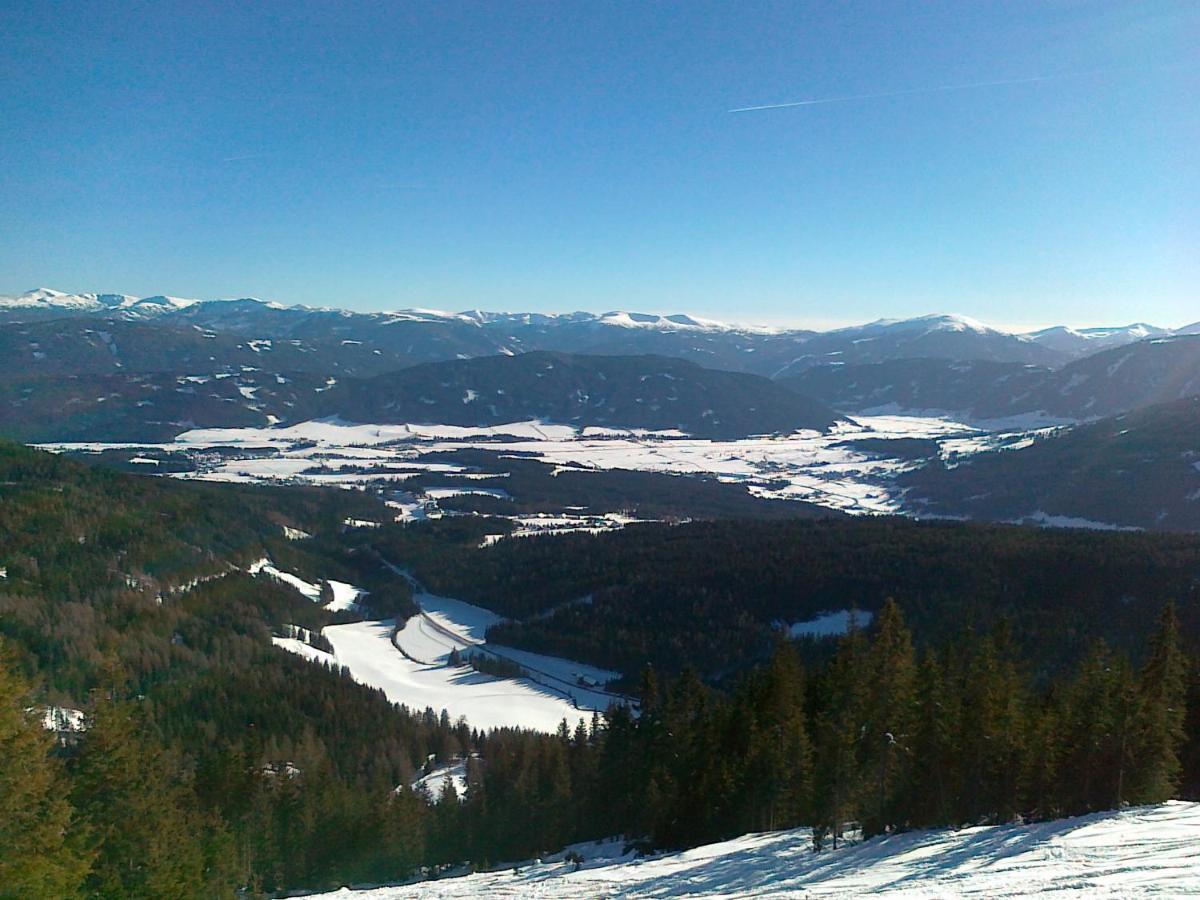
728 72 1078 113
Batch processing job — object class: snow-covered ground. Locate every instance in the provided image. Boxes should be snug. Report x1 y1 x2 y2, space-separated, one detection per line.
272 567 623 732
411 757 470 802
41 414 1001 517
306 801 1200 898
317 618 596 732
786 609 874 638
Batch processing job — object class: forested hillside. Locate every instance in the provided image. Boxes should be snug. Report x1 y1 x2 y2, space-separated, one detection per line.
4 440 1199 896
372 516 1200 678
903 397 1200 530
0 441 446 894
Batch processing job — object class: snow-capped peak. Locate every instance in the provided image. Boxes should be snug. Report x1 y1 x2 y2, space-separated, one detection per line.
1023 321 1176 357
0 288 107 310
838 313 1004 337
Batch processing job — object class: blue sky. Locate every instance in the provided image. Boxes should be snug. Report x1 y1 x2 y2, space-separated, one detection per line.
1 1 1195 329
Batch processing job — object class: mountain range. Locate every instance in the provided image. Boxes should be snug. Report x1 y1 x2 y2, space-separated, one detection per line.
4 286 1200 533
5 288 1198 377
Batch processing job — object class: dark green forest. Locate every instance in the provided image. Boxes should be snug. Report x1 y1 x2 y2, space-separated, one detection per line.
370 515 1200 679
2 440 1199 897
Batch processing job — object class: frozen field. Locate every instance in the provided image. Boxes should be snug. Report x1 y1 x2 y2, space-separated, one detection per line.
41 414 1036 516
306 801 1200 899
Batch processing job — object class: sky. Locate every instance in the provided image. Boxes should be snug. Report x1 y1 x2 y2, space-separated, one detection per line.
1 1 1196 330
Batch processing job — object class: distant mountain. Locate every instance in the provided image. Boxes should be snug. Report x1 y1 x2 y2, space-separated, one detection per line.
782 335 1200 422
1023 323 1173 359
772 314 1067 376
0 352 840 442
6 288 1190 382
0 318 416 378
0 371 327 442
902 397 1200 531
0 287 207 320
325 351 841 439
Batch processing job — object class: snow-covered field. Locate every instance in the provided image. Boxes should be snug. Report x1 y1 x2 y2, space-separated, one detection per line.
42 414 1004 516
317 618 597 732
307 801 1200 898
270 565 623 732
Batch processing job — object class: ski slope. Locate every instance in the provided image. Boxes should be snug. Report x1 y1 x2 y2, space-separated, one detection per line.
306 801 1200 898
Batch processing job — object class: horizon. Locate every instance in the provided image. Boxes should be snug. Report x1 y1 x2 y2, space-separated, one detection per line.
2 2 1196 328
3 283 1196 335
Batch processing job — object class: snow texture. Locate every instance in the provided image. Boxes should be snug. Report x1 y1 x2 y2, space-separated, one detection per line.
306 801 1200 898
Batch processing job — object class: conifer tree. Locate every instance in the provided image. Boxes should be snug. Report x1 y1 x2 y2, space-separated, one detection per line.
0 645 91 898
861 599 917 836
905 649 960 827
70 698 232 898
1130 601 1188 803
812 618 868 847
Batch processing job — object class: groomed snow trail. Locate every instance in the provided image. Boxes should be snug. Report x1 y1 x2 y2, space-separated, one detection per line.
307 801 1200 898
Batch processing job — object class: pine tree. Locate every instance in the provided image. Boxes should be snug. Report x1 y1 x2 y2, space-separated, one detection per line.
861 599 917 836
70 698 231 898
905 649 959 827
1055 641 1133 813
0 645 91 898
1130 601 1188 803
812 619 868 848
957 626 1026 824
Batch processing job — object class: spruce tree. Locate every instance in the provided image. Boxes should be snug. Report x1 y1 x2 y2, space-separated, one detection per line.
69 698 231 899
1130 601 1188 803
861 599 917 836
0 645 91 898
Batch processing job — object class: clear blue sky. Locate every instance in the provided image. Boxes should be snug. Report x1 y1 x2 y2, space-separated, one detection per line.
2 1 1196 329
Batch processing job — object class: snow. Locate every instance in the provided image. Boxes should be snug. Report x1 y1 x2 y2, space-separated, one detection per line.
305 801 1200 898
49 414 1006 518
787 609 873 637
390 574 623 711
272 636 336 665
313 618 597 732
836 313 1002 337
44 411 1078 522
40 706 87 732
1012 511 1144 532
326 579 366 612
273 566 623 731
411 758 469 802
248 558 323 602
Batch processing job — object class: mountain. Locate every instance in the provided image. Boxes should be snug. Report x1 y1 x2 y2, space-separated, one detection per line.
0 352 840 442
0 370 330 442
325 351 841 439
782 334 1200 422
772 314 1068 376
1023 322 1173 358
902 396 1200 530
0 317 417 378
0 287 206 320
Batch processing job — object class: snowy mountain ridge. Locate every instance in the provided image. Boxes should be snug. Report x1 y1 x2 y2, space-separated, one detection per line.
5 287 1193 344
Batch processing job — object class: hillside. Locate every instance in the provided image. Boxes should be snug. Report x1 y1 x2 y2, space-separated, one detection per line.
0 352 839 442
902 396 1200 531
371 515 1200 678
307 801 1200 898
783 334 1200 422
772 314 1066 376
0 316 415 377
326 351 840 439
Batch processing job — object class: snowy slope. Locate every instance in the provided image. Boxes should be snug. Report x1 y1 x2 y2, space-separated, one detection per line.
308 801 1200 898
